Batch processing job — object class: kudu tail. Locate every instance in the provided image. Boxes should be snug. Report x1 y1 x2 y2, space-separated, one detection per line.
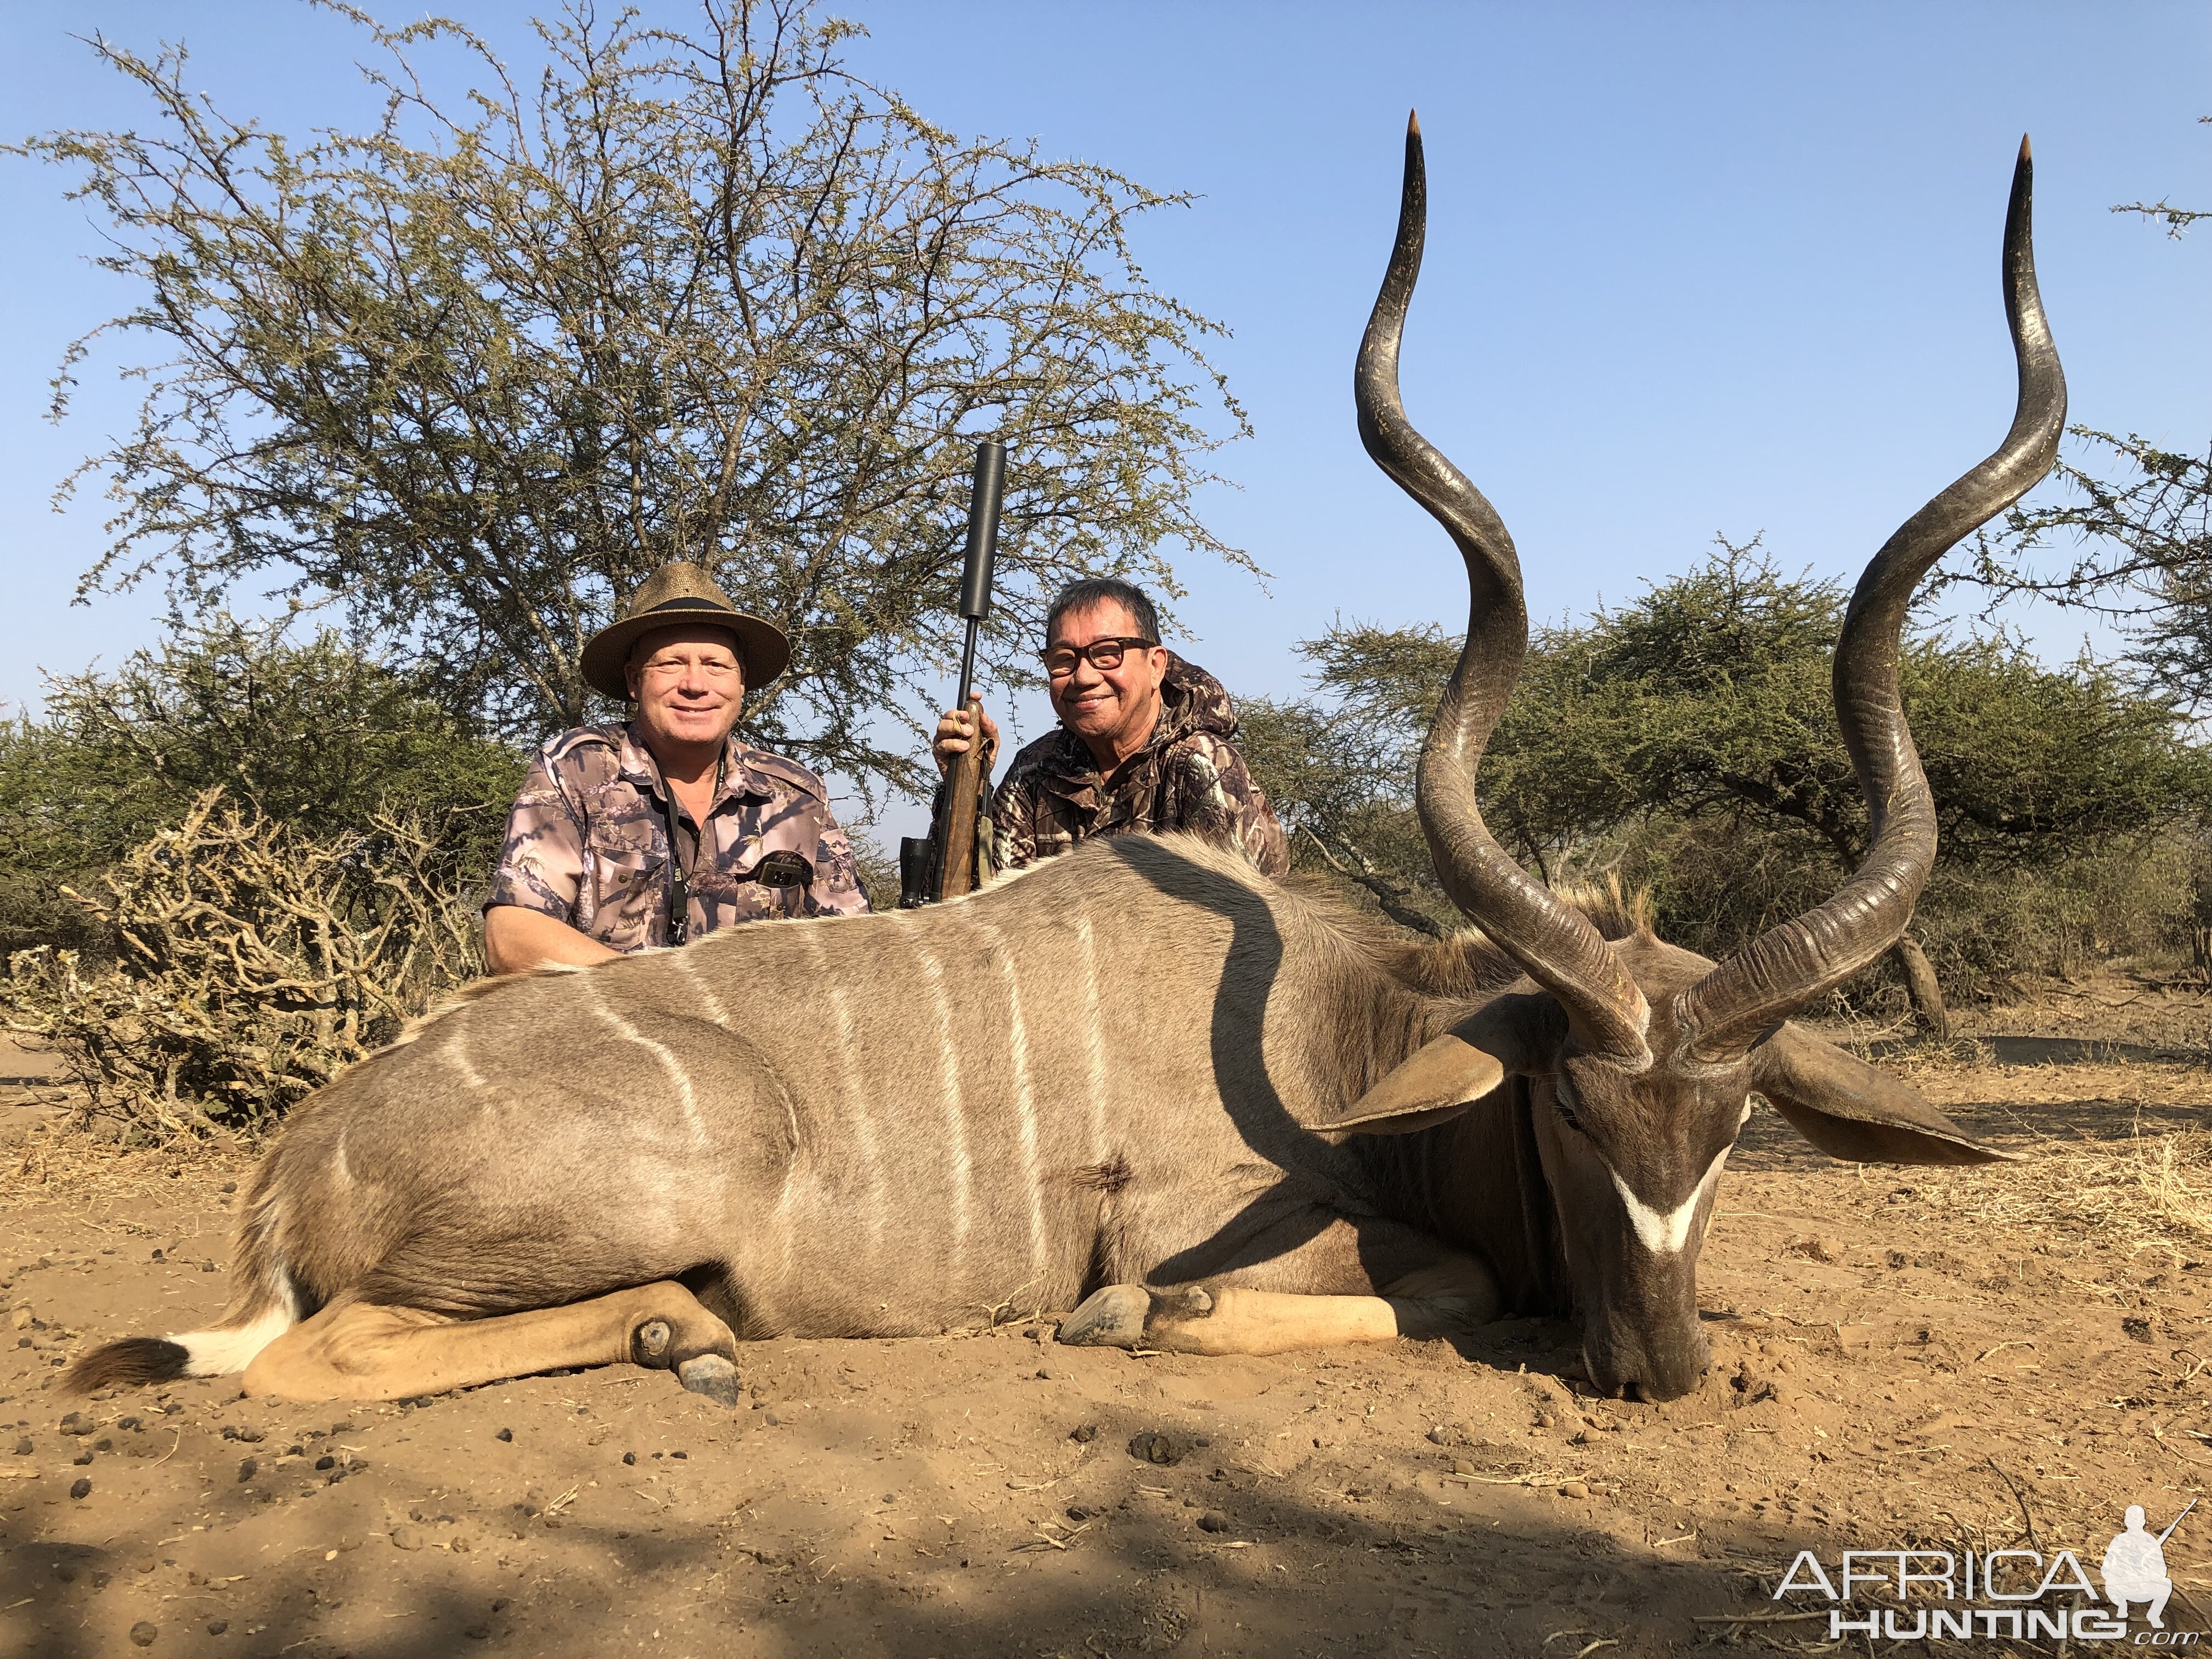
63 1182 302 1395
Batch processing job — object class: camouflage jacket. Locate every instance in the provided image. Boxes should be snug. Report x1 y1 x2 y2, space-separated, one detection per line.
487 723 868 952
983 655 1290 877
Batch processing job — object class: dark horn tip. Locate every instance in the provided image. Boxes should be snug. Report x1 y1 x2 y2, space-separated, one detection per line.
1407 109 1422 137
2017 133 2032 162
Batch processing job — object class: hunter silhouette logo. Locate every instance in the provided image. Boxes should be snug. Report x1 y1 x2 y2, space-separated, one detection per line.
2103 1500 2194 1630
1772 1499 2203 1643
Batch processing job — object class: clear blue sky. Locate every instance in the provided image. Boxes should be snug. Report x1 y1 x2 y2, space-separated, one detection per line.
2 2 2206 832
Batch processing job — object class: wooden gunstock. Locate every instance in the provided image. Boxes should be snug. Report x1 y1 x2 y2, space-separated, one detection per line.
938 695 988 899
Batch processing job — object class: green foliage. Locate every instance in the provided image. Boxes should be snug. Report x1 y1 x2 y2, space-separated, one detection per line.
0 618 525 960
1246 543 2212 1003
1242 622 1487 934
1493 541 2211 876
21 1 1249 794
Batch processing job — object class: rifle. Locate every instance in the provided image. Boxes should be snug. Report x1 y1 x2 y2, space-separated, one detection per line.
899 439 1007 907
2159 1498 2198 1545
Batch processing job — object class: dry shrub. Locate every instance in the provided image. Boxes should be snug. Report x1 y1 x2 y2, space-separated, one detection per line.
1913 833 2212 1001
1 789 482 1137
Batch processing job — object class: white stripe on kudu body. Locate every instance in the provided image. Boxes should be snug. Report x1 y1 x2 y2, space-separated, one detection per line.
977 918 1051 1278
805 930 887 1254
672 953 730 1028
916 943 975 1266
587 983 707 1148
447 1022 486 1092
1074 911 1110 1164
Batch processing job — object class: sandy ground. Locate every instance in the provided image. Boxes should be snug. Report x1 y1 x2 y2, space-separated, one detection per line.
4 1028 2211 1657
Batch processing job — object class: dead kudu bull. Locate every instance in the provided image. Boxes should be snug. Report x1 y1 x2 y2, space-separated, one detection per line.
70 122 2061 1408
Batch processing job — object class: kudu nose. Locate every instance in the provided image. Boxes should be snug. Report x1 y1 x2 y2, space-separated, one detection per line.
1584 1326 1711 1404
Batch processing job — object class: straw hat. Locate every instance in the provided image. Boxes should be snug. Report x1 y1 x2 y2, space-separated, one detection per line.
579 562 791 701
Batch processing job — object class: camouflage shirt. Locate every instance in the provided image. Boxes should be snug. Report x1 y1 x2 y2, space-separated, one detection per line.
487 722 869 952
984 654 1290 877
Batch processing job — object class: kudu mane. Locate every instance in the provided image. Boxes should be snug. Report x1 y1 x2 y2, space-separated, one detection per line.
1314 876 1656 1005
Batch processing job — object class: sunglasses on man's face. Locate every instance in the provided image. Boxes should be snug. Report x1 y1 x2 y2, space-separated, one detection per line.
1040 636 1158 679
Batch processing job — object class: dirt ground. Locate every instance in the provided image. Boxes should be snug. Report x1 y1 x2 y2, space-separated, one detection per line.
4 985 2212 1659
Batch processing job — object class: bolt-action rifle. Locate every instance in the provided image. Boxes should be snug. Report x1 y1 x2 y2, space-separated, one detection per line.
899 440 1006 907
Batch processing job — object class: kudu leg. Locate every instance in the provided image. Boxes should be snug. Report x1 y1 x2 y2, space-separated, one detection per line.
243 1281 741 1404
1062 1243 1499 1358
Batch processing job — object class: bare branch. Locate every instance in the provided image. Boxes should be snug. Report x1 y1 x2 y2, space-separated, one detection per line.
1 788 484 1135
21 0 1249 800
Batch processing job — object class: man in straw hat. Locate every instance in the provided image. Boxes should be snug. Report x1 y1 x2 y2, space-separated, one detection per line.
484 562 868 970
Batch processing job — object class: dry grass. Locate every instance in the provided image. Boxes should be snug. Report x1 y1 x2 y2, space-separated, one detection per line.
3 1116 248 1211
2100 1121 2212 1248
1898 1056 2212 1253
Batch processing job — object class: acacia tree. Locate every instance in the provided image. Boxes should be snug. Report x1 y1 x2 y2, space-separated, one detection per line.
22 1 1248 795
1248 545 2212 1030
1239 629 1461 938
1966 433 2212 708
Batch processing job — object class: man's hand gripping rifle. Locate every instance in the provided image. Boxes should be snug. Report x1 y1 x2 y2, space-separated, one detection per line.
900 440 1006 906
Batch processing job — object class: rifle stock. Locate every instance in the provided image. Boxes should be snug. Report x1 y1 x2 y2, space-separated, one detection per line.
938 692 988 899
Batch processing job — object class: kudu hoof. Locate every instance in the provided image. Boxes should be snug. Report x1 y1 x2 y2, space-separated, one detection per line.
1058 1284 1150 1348
675 1353 742 1407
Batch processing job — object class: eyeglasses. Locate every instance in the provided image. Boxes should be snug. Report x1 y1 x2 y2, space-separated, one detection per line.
1040 636 1158 679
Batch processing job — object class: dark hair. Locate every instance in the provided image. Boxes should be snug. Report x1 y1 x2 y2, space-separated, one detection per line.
1045 577 1159 646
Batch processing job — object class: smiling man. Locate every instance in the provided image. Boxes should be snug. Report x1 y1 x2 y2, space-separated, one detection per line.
931 576 1289 878
483 562 868 972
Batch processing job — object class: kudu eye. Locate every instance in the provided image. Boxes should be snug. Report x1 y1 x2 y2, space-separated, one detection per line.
1551 1083 1588 1135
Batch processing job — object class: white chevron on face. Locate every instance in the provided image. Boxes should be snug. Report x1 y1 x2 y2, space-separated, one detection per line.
1606 1136 1735 1256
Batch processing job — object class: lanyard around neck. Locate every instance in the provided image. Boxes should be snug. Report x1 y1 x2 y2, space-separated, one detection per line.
654 748 726 947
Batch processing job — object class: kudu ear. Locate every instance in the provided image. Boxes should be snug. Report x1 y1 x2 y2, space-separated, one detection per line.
1306 995 1560 1138
1751 1022 2018 1165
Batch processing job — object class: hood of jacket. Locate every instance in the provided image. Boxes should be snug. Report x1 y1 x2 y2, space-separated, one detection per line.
1144 652 1241 752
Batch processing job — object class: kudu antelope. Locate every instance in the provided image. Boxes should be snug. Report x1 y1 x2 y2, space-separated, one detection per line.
69 120 2061 1407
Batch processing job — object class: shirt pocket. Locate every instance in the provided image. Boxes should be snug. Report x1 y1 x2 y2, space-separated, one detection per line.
591 845 664 887
585 845 666 930
706 816 812 923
